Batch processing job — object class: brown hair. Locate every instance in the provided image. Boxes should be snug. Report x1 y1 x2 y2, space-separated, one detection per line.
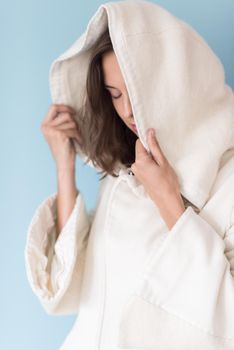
75 27 200 214
76 27 138 180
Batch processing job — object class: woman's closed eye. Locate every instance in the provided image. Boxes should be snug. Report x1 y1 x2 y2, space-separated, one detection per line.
104 87 122 100
112 94 122 99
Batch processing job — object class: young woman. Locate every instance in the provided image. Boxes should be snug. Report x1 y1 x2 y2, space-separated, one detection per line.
25 1 234 349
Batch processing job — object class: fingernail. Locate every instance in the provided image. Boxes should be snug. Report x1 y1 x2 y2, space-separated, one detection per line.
150 129 155 137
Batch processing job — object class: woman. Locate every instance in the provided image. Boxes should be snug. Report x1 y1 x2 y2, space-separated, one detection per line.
25 1 234 349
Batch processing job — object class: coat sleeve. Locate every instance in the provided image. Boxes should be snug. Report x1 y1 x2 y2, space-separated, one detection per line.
24 190 94 316
118 204 234 349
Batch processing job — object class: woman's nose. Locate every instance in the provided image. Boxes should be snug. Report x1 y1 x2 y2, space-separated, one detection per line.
123 95 133 120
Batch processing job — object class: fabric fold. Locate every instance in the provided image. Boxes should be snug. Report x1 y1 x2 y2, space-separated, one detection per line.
24 190 93 315
117 199 234 348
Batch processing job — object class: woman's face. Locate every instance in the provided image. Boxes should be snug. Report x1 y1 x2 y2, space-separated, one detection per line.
101 50 138 135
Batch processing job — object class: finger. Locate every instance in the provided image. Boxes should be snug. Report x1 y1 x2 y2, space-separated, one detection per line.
147 129 166 166
55 121 78 130
135 138 149 161
50 113 76 127
43 104 76 123
50 113 71 126
61 129 82 143
130 163 136 174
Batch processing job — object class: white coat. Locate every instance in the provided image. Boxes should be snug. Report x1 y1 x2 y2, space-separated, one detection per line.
24 1 234 349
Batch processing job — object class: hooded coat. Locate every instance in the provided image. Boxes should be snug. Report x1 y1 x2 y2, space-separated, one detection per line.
24 0 234 349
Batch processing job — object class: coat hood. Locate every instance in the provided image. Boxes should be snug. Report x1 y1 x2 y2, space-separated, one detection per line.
48 0 234 209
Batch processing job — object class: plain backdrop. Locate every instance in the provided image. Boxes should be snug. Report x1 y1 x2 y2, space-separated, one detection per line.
0 0 233 349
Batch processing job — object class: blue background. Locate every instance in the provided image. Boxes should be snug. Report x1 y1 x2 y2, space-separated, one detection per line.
1 0 233 349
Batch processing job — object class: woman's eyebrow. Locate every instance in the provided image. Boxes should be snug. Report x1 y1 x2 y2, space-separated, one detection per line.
104 84 119 89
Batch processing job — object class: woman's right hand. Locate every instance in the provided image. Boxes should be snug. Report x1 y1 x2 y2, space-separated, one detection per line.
40 104 82 170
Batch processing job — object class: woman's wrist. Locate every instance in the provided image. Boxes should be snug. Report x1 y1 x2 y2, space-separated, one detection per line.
57 164 78 198
56 159 76 175
156 194 186 231
55 161 78 239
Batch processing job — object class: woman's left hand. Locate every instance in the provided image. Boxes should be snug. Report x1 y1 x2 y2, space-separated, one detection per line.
131 128 186 230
